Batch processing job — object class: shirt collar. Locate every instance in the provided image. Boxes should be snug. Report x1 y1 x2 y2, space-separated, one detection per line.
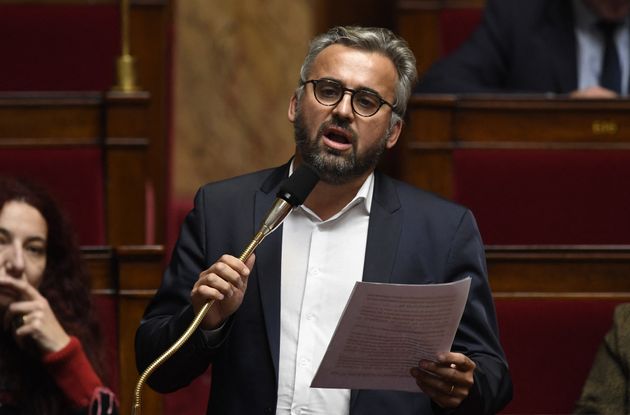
288 160 374 222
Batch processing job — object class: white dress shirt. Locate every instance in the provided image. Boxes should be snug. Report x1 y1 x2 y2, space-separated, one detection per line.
573 0 630 95
276 169 374 415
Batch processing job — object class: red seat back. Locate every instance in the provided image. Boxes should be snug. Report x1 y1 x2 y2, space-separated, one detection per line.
0 148 106 245
496 298 624 414
0 4 119 91
439 8 483 55
453 149 630 244
163 369 211 415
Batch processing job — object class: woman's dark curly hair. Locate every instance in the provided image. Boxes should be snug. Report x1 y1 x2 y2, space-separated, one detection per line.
0 176 105 413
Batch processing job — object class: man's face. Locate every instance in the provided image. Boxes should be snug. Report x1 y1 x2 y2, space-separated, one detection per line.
288 44 401 185
583 0 630 21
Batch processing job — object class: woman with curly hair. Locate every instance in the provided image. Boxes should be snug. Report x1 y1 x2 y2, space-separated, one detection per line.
0 177 118 414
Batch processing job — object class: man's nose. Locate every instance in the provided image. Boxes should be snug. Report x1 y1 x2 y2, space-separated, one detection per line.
332 91 355 119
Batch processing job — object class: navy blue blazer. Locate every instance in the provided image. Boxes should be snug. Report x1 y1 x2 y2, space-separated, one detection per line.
135 162 512 414
417 0 578 94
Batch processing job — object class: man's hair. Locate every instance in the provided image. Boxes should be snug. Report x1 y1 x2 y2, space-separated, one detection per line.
298 26 418 123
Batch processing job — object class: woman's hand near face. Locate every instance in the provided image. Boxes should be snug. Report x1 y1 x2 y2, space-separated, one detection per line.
0 275 70 354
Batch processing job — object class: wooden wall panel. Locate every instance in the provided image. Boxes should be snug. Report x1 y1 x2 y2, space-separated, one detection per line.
0 1 172 245
116 245 165 415
0 91 149 246
400 96 630 199
486 246 630 295
396 0 485 75
129 1 171 244
84 245 165 415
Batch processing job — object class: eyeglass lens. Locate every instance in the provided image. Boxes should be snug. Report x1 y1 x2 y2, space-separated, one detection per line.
312 79 384 117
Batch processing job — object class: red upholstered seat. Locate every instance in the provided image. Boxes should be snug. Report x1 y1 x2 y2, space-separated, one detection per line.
0 148 106 245
163 369 211 415
0 4 119 91
158 298 624 414
496 298 624 414
453 149 630 244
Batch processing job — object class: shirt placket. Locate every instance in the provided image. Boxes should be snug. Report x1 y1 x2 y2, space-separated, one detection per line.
291 223 326 414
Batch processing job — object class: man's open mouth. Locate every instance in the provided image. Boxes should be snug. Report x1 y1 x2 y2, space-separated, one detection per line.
322 125 353 150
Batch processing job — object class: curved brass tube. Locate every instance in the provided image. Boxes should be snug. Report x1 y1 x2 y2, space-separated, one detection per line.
131 230 265 415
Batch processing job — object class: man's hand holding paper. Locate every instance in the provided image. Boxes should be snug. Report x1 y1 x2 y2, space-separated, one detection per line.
410 351 476 409
311 277 472 394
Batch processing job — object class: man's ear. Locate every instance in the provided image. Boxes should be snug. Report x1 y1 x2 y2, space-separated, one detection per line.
385 119 403 149
288 93 298 122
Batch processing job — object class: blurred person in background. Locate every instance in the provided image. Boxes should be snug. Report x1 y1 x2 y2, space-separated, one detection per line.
575 303 630 414
417 0 630 98
0 177 118 415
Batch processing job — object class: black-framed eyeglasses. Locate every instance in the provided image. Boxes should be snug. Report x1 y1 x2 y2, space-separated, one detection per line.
301 78 396 117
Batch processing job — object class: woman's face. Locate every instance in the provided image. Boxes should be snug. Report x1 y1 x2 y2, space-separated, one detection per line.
0 201 48 307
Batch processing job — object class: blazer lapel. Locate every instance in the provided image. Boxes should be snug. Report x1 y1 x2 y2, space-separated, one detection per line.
351 172 403 409
361 172 403 284
255 167 403 404
254 163 291 382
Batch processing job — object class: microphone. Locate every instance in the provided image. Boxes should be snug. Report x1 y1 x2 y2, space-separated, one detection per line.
132 163 319 415
248 163 320 254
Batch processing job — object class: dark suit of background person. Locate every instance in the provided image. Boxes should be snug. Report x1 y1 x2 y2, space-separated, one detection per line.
135 26 512 415
416 0 630 97
574 303 630 414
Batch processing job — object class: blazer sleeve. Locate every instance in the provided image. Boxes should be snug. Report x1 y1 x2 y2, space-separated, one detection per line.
416 0 515 94
134 187 228 393
441 209 513 414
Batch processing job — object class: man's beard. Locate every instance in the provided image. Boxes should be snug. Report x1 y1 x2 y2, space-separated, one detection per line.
293 109 392 185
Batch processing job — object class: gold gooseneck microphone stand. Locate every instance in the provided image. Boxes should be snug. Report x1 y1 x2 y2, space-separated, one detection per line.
131 165 319 415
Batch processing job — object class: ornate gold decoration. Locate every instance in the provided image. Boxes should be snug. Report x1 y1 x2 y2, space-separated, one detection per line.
113 0 139 92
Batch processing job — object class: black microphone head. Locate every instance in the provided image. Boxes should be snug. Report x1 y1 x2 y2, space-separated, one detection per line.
277 163 320 206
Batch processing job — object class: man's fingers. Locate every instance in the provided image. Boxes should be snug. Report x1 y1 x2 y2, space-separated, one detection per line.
437 352 476 371
200 255 251 289
410 366 466 408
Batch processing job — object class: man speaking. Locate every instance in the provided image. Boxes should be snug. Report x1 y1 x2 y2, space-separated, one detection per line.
135 26 512 415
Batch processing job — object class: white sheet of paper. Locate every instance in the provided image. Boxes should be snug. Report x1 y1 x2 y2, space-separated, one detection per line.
310 277 471 393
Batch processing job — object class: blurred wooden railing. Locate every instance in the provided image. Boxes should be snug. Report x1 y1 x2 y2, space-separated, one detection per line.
85 245 165 415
